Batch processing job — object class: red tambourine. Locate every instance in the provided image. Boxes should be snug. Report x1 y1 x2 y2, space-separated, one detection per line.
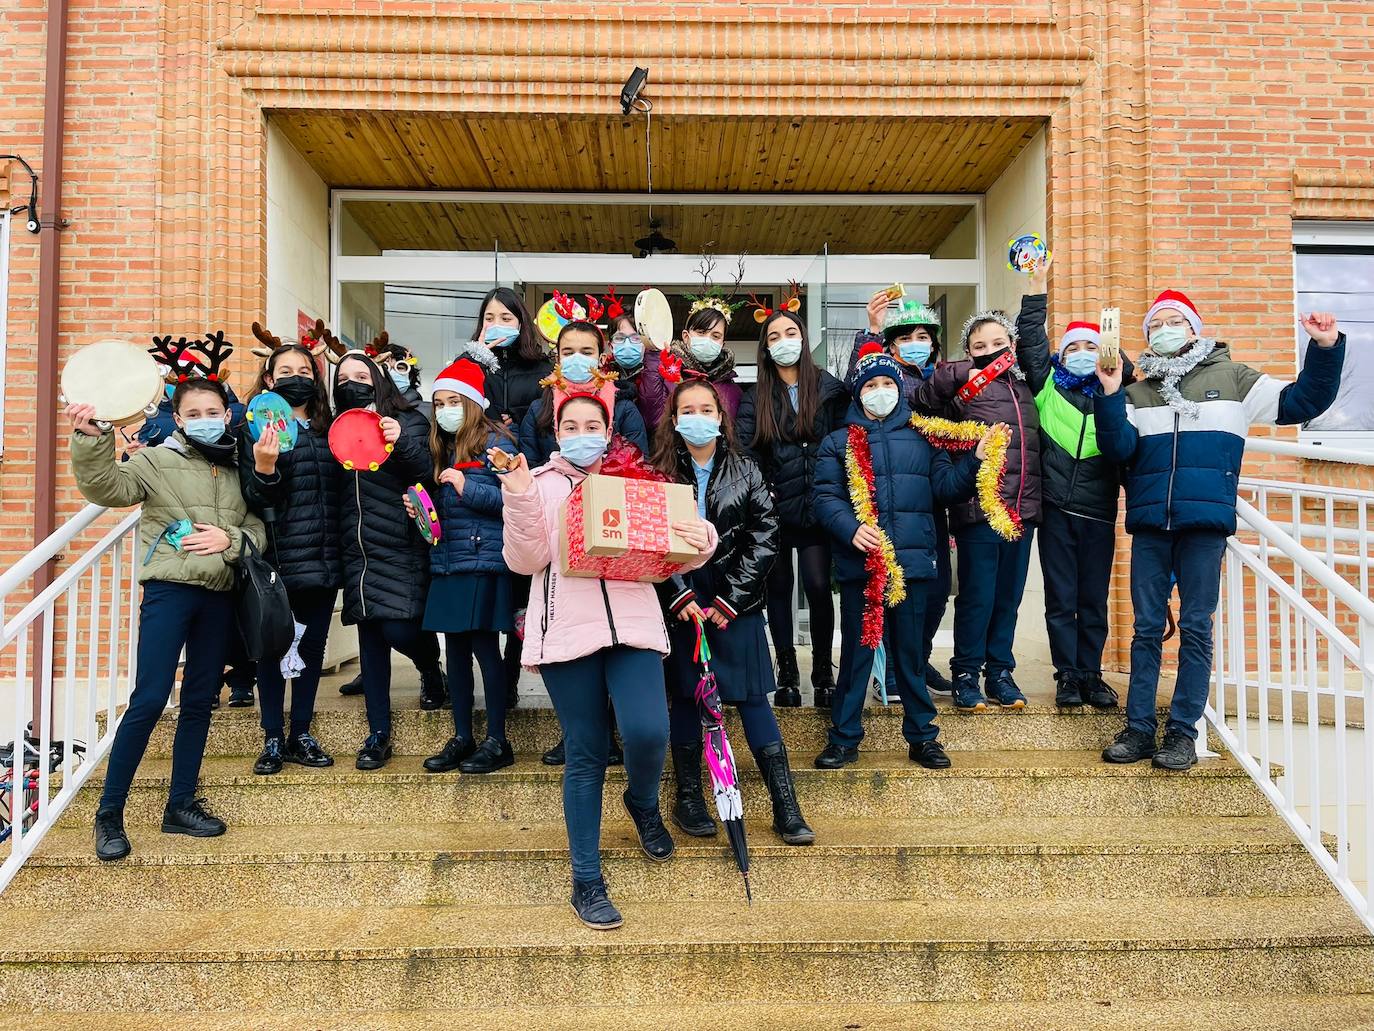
407 484 441 545
328 408 394 472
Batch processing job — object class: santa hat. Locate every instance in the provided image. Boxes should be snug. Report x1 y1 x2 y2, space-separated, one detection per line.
1142 289 1202 341
431 357 489 410
1058 321 1101 353
851 340 903 398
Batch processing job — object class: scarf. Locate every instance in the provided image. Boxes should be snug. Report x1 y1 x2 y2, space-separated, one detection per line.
1134 338 1217 420
181 432 239 468
1049 353 1100 397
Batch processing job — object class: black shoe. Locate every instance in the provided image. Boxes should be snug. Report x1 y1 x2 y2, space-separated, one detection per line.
925 662 954 694
1102 727 1157 764
909 739 952 769
670 742 718 837
253 735 285 776
94 809 130 861
459 737 514 774
209 692 221 711
283 732 334 768
607 734 624 767
161 797 226 838
773 686 802 708
755 741 815 845
423 735 475 773
227 687 255 708
812 665 835 709
814 742 859 770
355 731 393 770
1153 730 1198 771
338 672 364 697
1055 673 1084 708
542 737 566 766
571 876 623 930
419 667 446 711
622 789 675 862
1083 675 1120 710
775 647 800 689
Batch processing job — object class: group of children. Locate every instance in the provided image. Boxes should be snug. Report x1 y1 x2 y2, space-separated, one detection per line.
63 275 1347 931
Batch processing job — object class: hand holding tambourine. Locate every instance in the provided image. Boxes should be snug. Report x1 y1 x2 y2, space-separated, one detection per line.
488 447 531 492
64 403 103 437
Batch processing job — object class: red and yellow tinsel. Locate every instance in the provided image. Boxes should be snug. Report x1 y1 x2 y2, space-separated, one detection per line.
845 425 907 649
908 415 1022 542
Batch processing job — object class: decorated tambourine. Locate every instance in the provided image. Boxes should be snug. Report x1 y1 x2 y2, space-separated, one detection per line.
634 288 673 350
244 391 298 453
1007 233 1051 275
406 484 441 545
60 339 165 429
328 408 393 472
536 293 585 343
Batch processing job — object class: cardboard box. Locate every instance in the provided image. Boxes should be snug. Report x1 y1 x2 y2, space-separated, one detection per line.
560 474 700 583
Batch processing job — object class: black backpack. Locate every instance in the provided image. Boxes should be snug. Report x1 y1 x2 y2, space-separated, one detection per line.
235 536 295 662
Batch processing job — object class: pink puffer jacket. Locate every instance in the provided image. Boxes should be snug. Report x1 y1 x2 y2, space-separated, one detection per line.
501 453 717 667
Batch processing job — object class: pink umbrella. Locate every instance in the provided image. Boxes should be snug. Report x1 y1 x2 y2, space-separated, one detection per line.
693 618 751 903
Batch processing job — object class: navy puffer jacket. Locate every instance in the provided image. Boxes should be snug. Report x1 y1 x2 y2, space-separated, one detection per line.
814 398 978 584
429 431 516 576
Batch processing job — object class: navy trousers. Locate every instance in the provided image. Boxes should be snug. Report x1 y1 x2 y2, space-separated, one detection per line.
256 587 336 739
951 523 1036 680
356 618 433 737
1039 506 1115 679
445 630 506 742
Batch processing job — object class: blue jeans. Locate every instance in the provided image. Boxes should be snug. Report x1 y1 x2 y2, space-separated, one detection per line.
257 587 336 738
669 691 781 751
1126 529 1227 741
99 581 232 812
542 646 669 882
951 523 1036 679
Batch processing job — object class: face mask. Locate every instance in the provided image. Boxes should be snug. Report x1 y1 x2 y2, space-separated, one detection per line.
485 324 519 347
163 384 175 400
862 385 900 419
273 375 317 408
334 379 376 412
675 413 722 447
181 416 227 445
688 336 722 363
971 347 1010 370
1063 351 1099 377
1149 325 1190 357
898 341 932 367
436 405 466 434
558 433 609 468
560 353 597 384
612 336 644 369
769 338 803 367
388 369 412 392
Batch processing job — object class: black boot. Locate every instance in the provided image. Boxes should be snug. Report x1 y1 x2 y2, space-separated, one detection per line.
670 742 717 837
161 798 226 838
773 647 801 707
622 789 676 861
338 671 363 697
1083 674 1120 710
419 667 446 711
811 664 835 709
93 808 130 861
1055 672 1084 708
755 741 815 845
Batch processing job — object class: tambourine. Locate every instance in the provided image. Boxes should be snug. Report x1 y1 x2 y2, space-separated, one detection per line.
59 339 164 428
244 391 297 452
328 408 393 472
634 288 674 350
406 484 441 545
1098 307 1122 374
1007 233 1051 275
537 296 584 343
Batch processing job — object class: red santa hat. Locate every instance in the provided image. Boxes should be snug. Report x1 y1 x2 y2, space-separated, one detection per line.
1142 289 1203 341
1058 321 1101 353
431 357 488 410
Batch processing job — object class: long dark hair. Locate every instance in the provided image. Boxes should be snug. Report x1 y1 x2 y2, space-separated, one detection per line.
471 287 545 364
536 321 608 437
249 343 332 432
428 396 515 481
332 352 412 418
650 378 738 478
751 310 820 448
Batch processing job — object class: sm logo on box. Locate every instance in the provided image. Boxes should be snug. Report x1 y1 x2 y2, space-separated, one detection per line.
600 507 623 541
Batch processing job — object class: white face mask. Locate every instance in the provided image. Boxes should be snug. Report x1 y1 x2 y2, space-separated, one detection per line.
688 336 722 363
1149 325 1191 357
863 385 900 419
436 405 466 434
769 338 803 367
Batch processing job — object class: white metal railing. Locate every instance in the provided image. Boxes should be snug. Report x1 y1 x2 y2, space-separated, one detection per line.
0 503 141 892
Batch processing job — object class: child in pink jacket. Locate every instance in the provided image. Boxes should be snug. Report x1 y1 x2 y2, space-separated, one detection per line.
498 391 716 931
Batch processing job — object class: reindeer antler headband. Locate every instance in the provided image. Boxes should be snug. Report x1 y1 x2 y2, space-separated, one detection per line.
685 251 749 324
148 331 234 385
749 281 803 324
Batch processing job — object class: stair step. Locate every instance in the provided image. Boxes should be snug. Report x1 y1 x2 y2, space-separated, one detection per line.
8 816 1331 908
2 898 1370 1010
58 750 1271 828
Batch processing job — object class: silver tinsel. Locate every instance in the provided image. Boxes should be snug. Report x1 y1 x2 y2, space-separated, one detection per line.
1134 338 1218 420
960 310 1025 380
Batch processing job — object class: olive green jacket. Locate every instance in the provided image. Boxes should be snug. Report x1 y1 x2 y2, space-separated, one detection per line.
70 430 265 591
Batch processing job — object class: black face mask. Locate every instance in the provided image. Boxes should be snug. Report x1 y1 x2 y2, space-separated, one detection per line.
273 375 317 408
334 379 376 413
971 347 1010 370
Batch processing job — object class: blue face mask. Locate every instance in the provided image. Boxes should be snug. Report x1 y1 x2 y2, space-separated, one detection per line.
558 433 609 468
688 336 722 363
484 324 520 347
1063 350 1099 378
163 384 175 400
388 369 411 392
560 353 597 384
898 341 932 367
612 336 645 369
862 386 900 419
182 416 227 444
675 413 722 447
769 338 803 367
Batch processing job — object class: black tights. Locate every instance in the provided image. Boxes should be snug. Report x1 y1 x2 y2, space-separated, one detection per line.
765 535 835 674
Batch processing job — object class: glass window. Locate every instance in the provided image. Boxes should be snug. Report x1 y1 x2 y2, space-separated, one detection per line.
1295 244 1374 434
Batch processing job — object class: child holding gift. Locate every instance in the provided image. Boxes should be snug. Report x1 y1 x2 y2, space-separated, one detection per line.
652 376 815 846
499 390 716 931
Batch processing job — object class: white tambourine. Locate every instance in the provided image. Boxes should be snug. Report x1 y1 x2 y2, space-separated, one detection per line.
59 339 164 428
634 288 674 351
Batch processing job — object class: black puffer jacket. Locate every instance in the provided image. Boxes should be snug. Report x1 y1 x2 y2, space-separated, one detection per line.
338 407 433 623
485 348 553 427
661 446 779 621
237 422 344 592
735 370 849 530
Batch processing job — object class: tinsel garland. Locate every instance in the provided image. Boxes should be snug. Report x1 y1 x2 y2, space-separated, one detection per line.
845 426 907 649
908 415 1023 542
1135 338 1217 420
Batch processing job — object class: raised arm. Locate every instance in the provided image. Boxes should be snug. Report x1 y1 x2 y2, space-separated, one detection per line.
1015 291 1052 394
